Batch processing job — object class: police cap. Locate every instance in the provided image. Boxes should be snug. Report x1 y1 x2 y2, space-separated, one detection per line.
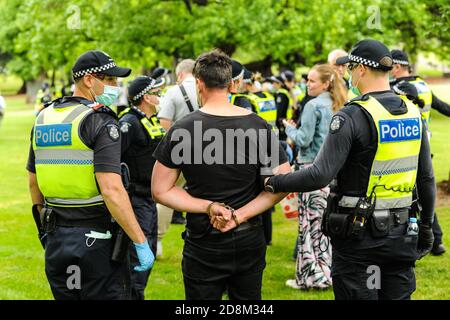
336 39 393 71
391 49 410 66
151 67 171 79
231 60 244 81
243 68 253 83
128 76 165 102
72 50 131 80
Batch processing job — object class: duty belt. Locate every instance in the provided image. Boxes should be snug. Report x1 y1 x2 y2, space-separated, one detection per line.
55 215 114 230
338 207 409 225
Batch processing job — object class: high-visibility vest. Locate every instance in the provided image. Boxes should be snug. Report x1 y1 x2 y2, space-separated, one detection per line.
32 103 105 207
407 77 432 124
118 107 165 140
277 88 294 119
339 95 422 210
246 92 277 125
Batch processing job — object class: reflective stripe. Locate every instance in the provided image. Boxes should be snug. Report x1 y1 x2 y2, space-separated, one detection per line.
35 149 93 161
46 195 104 206
62 105 91 123
371 155 419 176
36 111 45 124
339 195 412 209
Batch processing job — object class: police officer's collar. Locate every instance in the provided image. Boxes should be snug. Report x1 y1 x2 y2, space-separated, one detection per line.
53 96 95 108
129 105 156 119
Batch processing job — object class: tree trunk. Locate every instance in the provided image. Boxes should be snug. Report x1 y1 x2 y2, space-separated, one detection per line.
17 80 26 94
245 56 273 77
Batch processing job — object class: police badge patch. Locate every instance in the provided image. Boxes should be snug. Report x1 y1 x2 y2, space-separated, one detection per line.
107 124 120 141
330 115 345 134
120 122 130 133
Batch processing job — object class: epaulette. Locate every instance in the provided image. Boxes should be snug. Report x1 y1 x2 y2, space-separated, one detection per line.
89 102 118 119
344 93 369 106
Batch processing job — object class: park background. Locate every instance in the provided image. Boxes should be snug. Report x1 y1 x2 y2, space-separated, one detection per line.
0 0 449 299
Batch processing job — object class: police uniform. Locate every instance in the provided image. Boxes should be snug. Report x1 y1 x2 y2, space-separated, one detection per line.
27 51 133 299
265 40 436 300
119 76 165 300
269 76 293 141
390 49 449 256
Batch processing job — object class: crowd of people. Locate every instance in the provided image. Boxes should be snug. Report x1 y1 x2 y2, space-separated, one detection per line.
27 38 450 300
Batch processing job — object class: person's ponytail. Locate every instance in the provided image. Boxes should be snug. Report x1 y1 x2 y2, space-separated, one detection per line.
312 64 347 112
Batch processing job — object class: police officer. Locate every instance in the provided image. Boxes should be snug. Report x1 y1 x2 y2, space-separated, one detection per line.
119 76 165 299
27 50 154 300
271 72 294 140
229 60 253 111
264 40 436 300
390 49 449 256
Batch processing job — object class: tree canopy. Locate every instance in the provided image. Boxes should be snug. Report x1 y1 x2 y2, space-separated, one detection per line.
0 0 448 82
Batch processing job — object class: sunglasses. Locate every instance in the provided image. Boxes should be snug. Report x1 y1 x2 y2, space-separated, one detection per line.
347 62 360 72
146 91 162 97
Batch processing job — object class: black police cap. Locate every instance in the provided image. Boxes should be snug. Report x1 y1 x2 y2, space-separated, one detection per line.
391 49 410 66
231 60 244 81
281 70 295 82
72 50 131 79
128 76 165 102
151 67 171 79
243 68 253 83
336 39 393 71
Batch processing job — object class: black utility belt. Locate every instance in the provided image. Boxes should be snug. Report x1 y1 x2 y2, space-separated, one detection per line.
54 215 114 230
324 207 409 241
209 221 262 235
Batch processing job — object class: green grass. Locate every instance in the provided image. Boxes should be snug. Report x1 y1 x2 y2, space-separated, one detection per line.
0 92 449 300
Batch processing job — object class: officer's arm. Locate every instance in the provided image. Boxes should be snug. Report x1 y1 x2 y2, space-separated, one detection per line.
28 172 44 208
268 112 353 193
285 102 316 147
431 93 450 117
159 118 173 131
96 172 146 244
118 118 134 153
157 89 176 130
416 124 436 226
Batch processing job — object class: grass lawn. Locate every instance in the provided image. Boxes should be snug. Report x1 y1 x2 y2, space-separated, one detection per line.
0 89 448 300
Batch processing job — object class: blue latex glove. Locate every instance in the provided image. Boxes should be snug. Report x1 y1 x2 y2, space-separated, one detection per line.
133 240 155 272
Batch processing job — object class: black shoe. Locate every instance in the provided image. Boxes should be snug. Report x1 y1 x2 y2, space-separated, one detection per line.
431 243 446 256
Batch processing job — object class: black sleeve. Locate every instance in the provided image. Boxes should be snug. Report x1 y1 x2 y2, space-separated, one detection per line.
270 111 354 192
416 123 436 226
259 122 288 176
276 93 289 125
119 115 146 154
431 93 450 117
152 125 181 169
26 127 36 173
236 96 254 112
80 112 122 174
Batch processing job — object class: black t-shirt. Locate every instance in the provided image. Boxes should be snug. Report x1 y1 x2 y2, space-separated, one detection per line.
153 110 288 235
27 96 121 221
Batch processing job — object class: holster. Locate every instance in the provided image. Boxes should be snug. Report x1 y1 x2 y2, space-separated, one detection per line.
31 205 55 249
370 210 390 238
111 224 131 262
322 192 341 237
347 197 374 240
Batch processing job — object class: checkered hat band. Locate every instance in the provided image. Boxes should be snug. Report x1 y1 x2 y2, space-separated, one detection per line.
349 54 380 68
73 62 117 78
232 69 244 81
393 59 409 66
132 79 156 101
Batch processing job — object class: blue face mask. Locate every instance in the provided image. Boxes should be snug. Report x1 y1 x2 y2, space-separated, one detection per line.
348 73 361 96
93 78 121 106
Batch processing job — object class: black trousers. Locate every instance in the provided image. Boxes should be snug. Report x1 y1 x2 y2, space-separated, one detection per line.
261 208 273 245
182 226 266 300
129 195 158 300
331 221 418 300
433 213 443 245
45 226 130 300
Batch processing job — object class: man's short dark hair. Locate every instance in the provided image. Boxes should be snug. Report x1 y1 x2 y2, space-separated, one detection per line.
193 49 232 89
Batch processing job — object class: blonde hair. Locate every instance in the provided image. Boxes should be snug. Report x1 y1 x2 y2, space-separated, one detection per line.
311 64 347 112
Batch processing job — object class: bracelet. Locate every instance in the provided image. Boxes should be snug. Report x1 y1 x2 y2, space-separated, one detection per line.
206 201 225 217
231 208 240 227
